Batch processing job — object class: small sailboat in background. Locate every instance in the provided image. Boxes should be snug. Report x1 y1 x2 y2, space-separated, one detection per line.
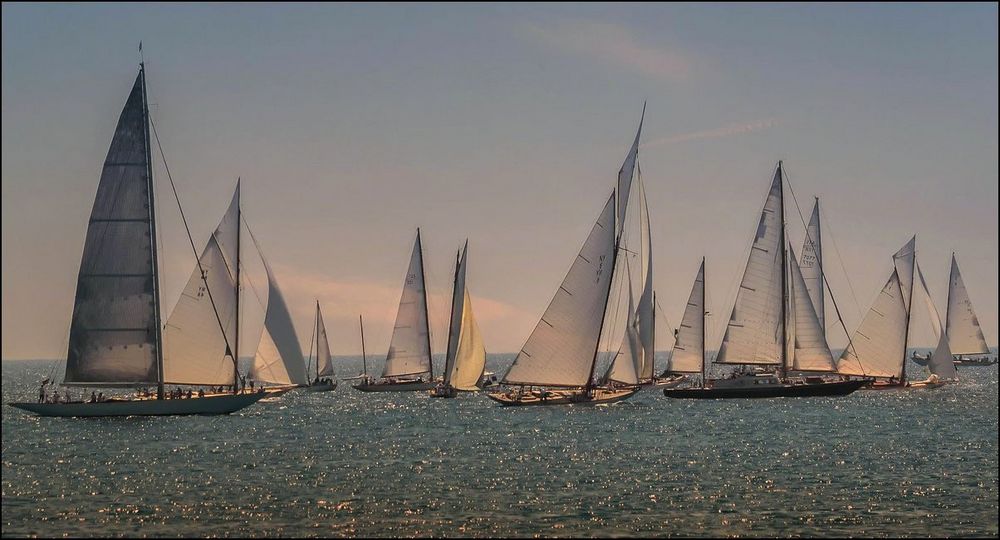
912 254 997 367
9 62 264 416
431 241 487 398
657 258 707 388
665 162 866 399
837 236 958 389
303 301 338 392
354 229 437 392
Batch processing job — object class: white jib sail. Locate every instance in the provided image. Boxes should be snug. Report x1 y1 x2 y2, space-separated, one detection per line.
503 194 617 387
316 304 335 378
916 262 958 380
636 177 655 380
163 187 239 386
667 259 705 374
789 247 836 372
445 243 487 390
617 105 644 232
837 270 908 378
893 236 916 312
605 264 641 385
383 231 433 378
946 255 990 355
716 166 785 365
800 199 825 333
251 260 309 386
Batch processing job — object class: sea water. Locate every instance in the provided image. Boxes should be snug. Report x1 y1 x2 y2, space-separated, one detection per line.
2 355 997 537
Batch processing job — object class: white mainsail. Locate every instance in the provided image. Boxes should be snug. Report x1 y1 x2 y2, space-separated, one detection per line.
162 187 240 385
946 255 990 355
251 258 309 386
616 104 644 231
604 266 641 385
799 199 825 333
789 247 836 372
503 194 618 387
666 259 705 374
915 263 958 380
636 177 655 380
316 303 335 378
716 166 785 366
64 71 160 387
383 230 433 378
444 242 487 391
837 238 916 378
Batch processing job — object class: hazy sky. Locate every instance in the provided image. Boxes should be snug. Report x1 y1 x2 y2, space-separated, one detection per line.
3 3 997 360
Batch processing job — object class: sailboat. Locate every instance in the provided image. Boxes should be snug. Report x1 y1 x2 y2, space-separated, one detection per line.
9 63 264 416
430 241 487 398
657 258 707 388
303 301 338 392
664 162 866 399
354 229 437 392
912 254 996 367
836 236 959 389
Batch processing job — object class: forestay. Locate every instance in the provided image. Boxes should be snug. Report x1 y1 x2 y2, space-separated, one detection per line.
251 261 309 386
946 255 990 355
64 72 159 387
799 200 825 333
163 187 239 385
716 167 785 366
383 232 433 378
666 260 705 374
503 194 617 387
789 248 836 372
915 263 958 380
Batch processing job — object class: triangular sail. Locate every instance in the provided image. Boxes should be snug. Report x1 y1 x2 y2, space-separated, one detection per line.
251 258 309 386
715 166 785 366
64 71 160 387
617 105 644 231
916 263 958 380
636 178 655 380
383 231 433 378
444 245 487 390
667 260 705 374
316 304 335 378
502 194 617 387
162 187 239 385
946 255 990 355
604 266 641 385
799 199 825 333
789 247 836 372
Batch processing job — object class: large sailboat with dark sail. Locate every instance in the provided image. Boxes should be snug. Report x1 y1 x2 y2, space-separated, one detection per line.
9 63 265 416
664 162 866 399
354 229 437 392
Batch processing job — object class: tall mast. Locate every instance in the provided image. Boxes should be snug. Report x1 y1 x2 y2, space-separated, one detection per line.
417 229 434 380
945 252 955 340
701 257 707 388
360 314 368 378
900 237 916 384
315 301 321 381
443 248 460 385
140 62 165 401
778 161 788 381
651 290 656 383
586 198 619 393
234 178 241 387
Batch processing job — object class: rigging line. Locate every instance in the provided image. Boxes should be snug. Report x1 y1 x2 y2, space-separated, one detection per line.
781 166 862 370
149 115 237 375
819 204 863 321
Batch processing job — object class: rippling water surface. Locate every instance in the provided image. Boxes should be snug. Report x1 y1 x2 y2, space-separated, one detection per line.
3 356 997 537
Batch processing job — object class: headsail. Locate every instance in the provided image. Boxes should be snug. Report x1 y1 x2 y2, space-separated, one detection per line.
444 242 487 390
162 186 240 385
250 253 309 386
64 71 160 387
316 303 335 378
799 199 824 333
946 255 990 355
617 104 645 231
604 263 641 385
636 177 655 380
715 165 785 366
915 263 958 380
789 247 836 372
503 194 617 387
383 230 433 378
666 260 705 374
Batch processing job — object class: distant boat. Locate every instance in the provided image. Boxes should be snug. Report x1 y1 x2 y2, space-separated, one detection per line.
431 241 487 398
656 258 707 389
912 254 996 367
665 162 866 399
302 301 338 392
837 236 958 389
9 63 264 416
354 229 437 392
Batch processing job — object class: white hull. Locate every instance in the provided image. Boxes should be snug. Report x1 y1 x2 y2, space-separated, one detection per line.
9 392 266 417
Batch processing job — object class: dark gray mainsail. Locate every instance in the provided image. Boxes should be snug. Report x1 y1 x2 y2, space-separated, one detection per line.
64 70 161 387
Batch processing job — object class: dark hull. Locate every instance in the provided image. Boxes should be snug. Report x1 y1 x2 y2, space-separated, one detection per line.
301 382 338 393
8 392 266 417
352 381 436 392
954 358 997 367
663 379 867 399
487 387 639 407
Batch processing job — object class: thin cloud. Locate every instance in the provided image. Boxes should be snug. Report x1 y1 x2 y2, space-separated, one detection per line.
520 19 693 82
642 118 778 148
